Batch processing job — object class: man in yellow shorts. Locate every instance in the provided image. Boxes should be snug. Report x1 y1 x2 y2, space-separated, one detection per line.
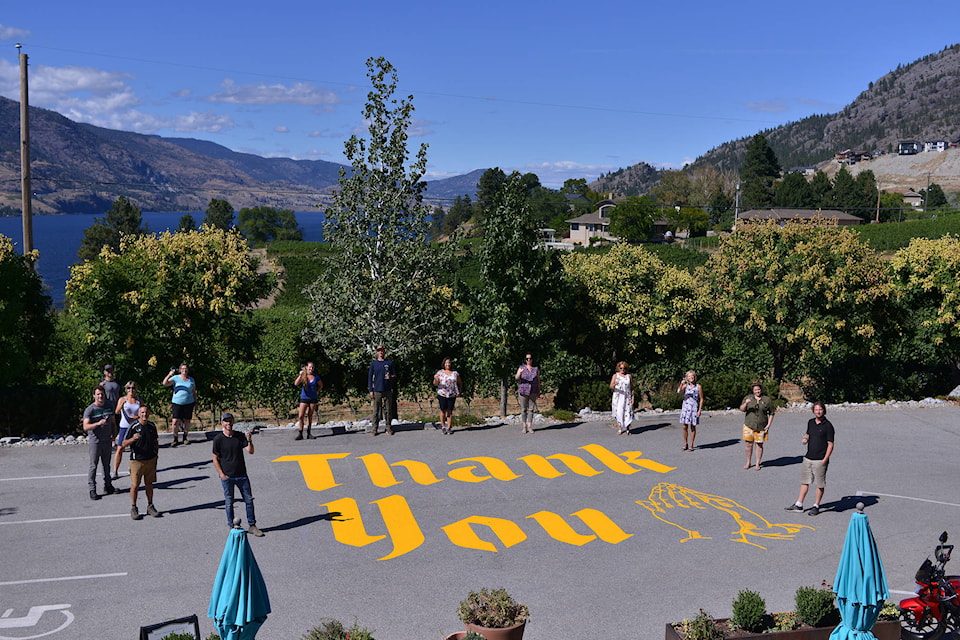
740 383 775 470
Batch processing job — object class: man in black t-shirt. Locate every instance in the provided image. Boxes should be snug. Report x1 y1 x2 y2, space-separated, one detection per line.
784 402 835 517
122 405 162 520
212 412 263 536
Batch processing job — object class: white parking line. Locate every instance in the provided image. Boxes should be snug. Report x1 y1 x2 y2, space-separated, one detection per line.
0 474 87 482
0 572 127 586
857 491 960 508
0 514 128 526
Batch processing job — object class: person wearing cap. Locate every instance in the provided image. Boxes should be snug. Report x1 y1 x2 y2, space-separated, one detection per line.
211 412 263 536
367 345 396 436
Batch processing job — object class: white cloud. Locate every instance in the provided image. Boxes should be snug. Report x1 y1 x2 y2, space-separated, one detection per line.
743 99 789 113
510 161 617 188
274 125 289 133
0 24 31 40
173 88 192 98
207 79 340 106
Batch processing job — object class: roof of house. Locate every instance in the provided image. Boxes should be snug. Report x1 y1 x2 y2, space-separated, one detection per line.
738 209 862 223
566 199 617 225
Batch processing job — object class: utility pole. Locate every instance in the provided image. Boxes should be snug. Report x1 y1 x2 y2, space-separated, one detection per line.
18 44 34 256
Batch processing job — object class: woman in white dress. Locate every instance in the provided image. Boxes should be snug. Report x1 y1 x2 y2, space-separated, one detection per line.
609 361 633 435
678 370 704 451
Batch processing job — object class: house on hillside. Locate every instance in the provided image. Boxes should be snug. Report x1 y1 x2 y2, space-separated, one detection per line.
902 190 924 209
566 199 617 244
898 140 922 155
949 135 960 148
924 140 947 152
737 209 862 227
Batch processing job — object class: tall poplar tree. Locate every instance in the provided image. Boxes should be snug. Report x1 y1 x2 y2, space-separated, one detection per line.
304 57 453 394
739 134 781 209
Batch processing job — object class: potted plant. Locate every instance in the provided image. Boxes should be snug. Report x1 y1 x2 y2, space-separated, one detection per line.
456 587 529 640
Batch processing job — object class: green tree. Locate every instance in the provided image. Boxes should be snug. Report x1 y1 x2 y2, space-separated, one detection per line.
827 167 861 215
774 171 814 208
924 183 948 208
64 227 277 416
303 57 454 395
237 207 303 243
475 167 507 219
809 171 833 207
878 192 905 222
670 206 710 237
0 236 54 388
700 221 889 383
608 196 657 242
739 134 781 209
204 198 235 230
442 195 474 235
651 170 692 206
465 172 561 415
178 214 197 232
77 196 149 261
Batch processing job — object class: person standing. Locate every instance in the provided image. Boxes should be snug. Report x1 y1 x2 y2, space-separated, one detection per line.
740 382 775 470
101 364 121 443
294 362 323 440
785 402 835 516
609 361 633 435
433 357 462 435
163 363 197 446
515 353 541 435
368 346 396 436
112 381 141 480
212 413 263 536
122 405 162 520
678 370 704 451
83 385 117 500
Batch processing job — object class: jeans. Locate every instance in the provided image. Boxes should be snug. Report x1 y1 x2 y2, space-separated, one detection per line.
519 394 538 424
88 441 113 491
221 477 256 527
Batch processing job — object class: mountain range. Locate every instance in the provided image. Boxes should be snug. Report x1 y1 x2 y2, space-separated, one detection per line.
0 96 483 214
592 43 960 196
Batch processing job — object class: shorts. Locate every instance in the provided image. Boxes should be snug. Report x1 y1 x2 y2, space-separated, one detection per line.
742 425 768 443
299 398 318 405
115 426 129 447
438 395 457 412
171 402 194 420
800 457 829 488
130 457 158 486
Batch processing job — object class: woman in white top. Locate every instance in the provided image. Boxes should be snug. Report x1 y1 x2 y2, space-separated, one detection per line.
112 381 141 480
609 361 633 435
433 357 462 435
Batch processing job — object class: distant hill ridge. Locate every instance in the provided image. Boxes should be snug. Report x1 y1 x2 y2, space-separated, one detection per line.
0 96 481 214
592 43 960 196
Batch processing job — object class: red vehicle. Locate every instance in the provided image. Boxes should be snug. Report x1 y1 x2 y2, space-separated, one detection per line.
900 531 960 640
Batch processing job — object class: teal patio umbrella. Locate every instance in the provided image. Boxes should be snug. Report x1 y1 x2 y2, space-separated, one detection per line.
208 523 271 640
830 504 888 640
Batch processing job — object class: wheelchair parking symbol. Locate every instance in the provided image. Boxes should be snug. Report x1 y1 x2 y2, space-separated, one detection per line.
0 605 74 639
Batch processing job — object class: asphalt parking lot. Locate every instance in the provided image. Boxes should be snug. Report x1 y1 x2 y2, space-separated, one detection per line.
1 404 958 640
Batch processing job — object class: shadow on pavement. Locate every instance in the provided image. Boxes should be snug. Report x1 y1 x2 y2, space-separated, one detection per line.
163 500 223 515
155 475 210 490
629 422 672 435
264 512 340 532
160 460 211 472
760 455 804 468
696 438 740 450
536 422 584 432
827 494 880 513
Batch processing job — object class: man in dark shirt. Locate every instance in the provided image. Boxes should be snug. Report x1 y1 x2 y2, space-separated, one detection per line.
101 364 121 441
785 401 835 516
212 412 263 536
122 405 162 520
83 385 117 500
367 345 396 436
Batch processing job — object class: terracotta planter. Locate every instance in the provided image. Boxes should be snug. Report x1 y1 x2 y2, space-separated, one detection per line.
464 620 526 640
664 618 900 640
445 634 466 640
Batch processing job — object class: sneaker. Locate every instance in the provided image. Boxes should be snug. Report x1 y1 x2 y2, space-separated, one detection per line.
808 506 820 516
90 490 101 501
171 439 180 447
784 504 803 512
105 485 118 495
294 432 303 441
247 525 265 537
146 504 162 518
131 506 142 520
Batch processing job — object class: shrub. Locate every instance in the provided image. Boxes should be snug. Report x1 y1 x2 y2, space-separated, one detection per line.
543 408 576 422
456 588 529 629
795 583 839 628
677 610 723 640
451 413 484 427
159 634 195 640
464 633 486 640
553 380 612 413
302 618 375 640
730 588 767 633
648 381 683 410
770 611 799 631
0 384 84 438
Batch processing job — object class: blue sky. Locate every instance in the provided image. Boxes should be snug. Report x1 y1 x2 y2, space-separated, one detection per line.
2 1 958 188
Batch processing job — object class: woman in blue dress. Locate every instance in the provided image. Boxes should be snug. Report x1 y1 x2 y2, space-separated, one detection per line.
294 362 323 440
677 370 704 451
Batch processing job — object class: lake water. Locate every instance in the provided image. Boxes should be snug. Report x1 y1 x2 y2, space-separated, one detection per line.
0 211 326 307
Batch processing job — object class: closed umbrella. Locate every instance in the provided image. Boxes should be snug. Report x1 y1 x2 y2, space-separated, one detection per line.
830 503 888 640
208 523 271 640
